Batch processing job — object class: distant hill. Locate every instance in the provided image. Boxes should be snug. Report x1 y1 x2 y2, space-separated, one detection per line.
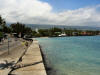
26 24 100 30
7 23 100 30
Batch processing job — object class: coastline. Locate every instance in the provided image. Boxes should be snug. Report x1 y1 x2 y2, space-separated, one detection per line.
39 44 57 75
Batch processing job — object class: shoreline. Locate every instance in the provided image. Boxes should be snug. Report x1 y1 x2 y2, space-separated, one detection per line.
39 44 57 75
36 35 99 39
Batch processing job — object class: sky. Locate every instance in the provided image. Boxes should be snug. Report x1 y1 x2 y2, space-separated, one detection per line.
41 0 100 11
0 0 100 26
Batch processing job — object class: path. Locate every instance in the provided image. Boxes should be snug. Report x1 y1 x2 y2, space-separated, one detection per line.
10 39 47 75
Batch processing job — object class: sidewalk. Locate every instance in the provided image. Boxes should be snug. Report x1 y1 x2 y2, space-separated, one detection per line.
0 44 25 75
0 39 31 75
10 39 47 75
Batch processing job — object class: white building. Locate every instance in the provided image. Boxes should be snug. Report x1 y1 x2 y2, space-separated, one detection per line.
58 33 66 37
35 28 39 33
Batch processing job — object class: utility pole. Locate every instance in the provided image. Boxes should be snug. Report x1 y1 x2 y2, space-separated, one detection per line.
8 38 10 55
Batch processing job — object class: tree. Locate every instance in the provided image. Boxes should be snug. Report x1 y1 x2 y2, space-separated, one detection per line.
32 30 37 36
10 22 25 34
10 22 32 37
49 27 62 36
3 26 11 33
0 32 3 37
24 26 32 34
38 29 49 36
0 16 6 26
0 15 6 32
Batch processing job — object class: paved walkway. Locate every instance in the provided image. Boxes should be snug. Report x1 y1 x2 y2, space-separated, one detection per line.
11 39 47 75
0 38 23 55
0 39 26 75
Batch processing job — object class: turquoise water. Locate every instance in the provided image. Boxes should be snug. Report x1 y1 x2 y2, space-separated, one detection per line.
37 36 100 75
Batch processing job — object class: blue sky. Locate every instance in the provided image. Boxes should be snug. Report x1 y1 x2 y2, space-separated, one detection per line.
41 0 100 11
0 0 100 26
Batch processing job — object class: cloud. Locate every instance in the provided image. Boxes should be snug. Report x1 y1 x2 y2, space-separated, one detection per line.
0 0 100 26
0 0 52 23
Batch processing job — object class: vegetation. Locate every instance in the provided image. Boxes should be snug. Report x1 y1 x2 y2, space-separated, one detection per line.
10 22 33 37
0 15 100 38
33 28 100 37
35 28 62 37
0 16 6 27
0 15 33 38
0 15 6 32
0 32 3 38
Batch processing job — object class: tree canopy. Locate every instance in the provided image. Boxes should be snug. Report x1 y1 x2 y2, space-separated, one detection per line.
0 16 6 32
10 22 32 37
0 15 6 27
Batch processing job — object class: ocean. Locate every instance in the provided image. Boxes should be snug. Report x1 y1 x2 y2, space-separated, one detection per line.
37 36 100 75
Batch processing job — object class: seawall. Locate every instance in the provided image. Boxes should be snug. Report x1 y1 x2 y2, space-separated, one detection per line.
10 38 47 75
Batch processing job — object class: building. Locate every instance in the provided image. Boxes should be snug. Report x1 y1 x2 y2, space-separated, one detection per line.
58 33 66 37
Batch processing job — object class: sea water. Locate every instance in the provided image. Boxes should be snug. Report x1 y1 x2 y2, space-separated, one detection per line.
37 36 100 75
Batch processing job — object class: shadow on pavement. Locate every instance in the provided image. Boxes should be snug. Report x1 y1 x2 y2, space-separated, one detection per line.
0 60 15 69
